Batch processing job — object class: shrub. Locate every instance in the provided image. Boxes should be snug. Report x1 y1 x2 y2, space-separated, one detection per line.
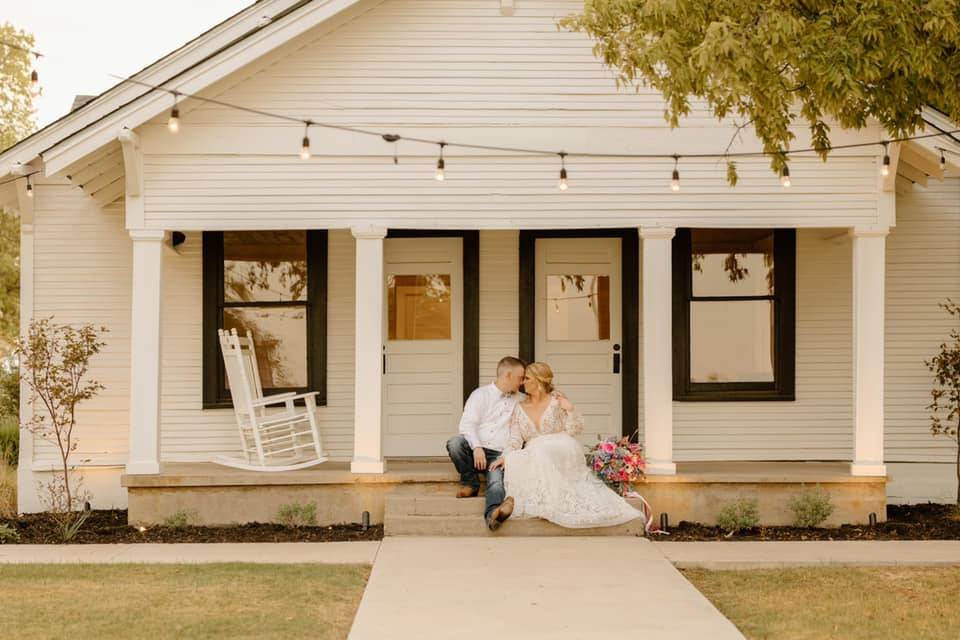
789 486 835 528
276 502 318 527
717 498 760 535
0 415 18 467
0 455 15 519
0 523 18 544
0 365 19 422
162 509 200 528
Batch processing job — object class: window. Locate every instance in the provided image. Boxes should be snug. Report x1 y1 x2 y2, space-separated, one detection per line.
546 275 611 341
672 229 795 401
203 231 327 408
387 274 452 340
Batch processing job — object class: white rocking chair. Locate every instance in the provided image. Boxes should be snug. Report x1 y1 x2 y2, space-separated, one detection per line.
212 328 328 471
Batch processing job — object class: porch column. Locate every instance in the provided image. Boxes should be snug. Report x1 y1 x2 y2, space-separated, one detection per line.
351 226 387 473
850 226 888 476
640 227 676 475
126 229 165 475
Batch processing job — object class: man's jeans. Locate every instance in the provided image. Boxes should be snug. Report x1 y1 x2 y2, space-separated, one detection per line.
446 435 505 522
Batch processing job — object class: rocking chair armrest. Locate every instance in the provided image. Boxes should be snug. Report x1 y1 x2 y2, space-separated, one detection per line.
251 391 319 407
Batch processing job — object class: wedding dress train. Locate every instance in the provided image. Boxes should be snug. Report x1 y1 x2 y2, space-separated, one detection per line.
502 393 645 529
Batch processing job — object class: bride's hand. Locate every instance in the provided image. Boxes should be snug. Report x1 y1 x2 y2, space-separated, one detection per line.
489 457 505 471
554 391 574 413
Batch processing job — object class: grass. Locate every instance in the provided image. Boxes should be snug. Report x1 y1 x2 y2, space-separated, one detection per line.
0 453 15 519
0 563 370 640
684 566 960 640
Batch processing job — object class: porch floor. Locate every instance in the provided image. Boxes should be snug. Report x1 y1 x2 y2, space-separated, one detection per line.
121 460 883 488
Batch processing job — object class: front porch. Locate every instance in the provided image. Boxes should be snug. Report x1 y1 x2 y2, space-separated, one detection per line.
122 461 887 531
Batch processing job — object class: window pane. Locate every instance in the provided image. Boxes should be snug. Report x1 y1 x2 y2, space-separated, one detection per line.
224 231 307 302
387 274 452 340
224 307 308 388
692 229 774 296
690 300 774 382
546 275 611 341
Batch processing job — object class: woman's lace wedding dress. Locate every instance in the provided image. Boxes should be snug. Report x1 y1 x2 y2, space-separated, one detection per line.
502 392 645 529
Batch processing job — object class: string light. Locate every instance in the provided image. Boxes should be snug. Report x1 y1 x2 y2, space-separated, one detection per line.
25 174 33 198
881 142 890 176
300 121 312 160
167 92 180 134
671 155 680 192
30 68 39 97
941 149 947 171
435 142 446 181
1 40 43 96
780 165 791 188
558 152 569 191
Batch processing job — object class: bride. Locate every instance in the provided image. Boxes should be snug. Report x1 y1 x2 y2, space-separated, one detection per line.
489 362 646 529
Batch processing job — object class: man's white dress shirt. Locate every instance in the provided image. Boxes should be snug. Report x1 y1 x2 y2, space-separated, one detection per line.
458 383 521 452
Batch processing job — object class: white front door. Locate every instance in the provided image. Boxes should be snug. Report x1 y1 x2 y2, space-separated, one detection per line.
535 238 622 445
383 237 463 457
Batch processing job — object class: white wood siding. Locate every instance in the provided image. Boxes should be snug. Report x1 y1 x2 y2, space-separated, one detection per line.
139 0 880 231
673 229 854 461
158 229 357 461
478 230 519 381
885 178 960 462
31 184 131 466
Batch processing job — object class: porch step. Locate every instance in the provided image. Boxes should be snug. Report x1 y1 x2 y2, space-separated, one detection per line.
384 495 646 537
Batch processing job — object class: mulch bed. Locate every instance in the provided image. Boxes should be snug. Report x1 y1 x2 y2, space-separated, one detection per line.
653 503 960 541
1 509 384 544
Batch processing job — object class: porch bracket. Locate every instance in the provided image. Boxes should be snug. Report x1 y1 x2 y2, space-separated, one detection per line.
351 225 388 474
640 226 677 475
850 225 889 477
118 127 145 229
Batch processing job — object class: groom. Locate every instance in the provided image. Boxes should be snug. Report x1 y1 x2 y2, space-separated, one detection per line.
446 356 525 531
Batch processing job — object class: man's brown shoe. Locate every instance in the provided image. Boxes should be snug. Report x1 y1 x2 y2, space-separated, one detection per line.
492 497 514 524
457 486 479 498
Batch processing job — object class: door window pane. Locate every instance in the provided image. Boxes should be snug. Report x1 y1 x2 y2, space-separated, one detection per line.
692 229 774 296
223 307 308 388
546 275 611 341
224 231 308 302
388 274 452 340
690 300 774 382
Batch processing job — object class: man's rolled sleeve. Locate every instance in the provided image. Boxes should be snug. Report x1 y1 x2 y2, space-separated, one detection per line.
458 389 485 450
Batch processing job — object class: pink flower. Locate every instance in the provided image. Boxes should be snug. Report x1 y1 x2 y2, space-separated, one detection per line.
600 442 616 454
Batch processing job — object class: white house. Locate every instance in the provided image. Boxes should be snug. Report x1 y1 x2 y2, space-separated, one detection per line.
2 0 958 528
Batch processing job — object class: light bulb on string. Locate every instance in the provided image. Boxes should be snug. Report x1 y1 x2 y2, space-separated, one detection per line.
940 149 947 171
881 142 890 176
167 93 180 134
558 152 568 191
435 142 446 181
25 175 33 198
29 69 39 97
300 121 312 160
780 164 791 188
670 155 680 192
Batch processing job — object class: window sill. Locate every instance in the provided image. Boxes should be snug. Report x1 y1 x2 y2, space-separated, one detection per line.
673 389 795 402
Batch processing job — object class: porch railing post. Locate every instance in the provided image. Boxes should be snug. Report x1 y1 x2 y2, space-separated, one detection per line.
351 225 387 473
126 228 165 475
640 227 677 475
850 225 888 476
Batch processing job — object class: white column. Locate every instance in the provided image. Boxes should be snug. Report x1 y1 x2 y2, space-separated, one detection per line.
850 226 888 476
126 229 165 475
351 226 387 473
640 227 676 475
16 180 37 511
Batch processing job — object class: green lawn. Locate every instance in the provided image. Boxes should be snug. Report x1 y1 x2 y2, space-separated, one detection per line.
1 563 370 640
684 566 960 640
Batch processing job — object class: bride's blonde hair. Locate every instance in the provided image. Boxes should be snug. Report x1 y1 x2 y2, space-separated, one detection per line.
525 362 555 394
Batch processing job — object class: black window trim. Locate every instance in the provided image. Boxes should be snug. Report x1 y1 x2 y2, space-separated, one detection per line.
202 230 327 409
672 228 796 402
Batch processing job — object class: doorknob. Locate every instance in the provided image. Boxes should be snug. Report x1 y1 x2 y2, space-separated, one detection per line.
612 343 621 374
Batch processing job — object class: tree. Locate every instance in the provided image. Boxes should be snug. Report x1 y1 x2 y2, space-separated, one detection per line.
0 22 37 151
926 300 960 505
562 1 960 182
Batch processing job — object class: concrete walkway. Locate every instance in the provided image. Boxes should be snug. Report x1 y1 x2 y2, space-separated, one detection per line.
347 537 744 640
0 541 380 565
659 540 960 569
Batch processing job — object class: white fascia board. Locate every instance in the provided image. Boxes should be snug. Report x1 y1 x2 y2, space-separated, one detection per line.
0 0 301 176
41 0 369 177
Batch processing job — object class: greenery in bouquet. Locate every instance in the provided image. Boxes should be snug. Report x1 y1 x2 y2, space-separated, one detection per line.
587 436 646 496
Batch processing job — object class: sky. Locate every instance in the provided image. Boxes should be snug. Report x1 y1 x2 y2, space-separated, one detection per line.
1 0 253 129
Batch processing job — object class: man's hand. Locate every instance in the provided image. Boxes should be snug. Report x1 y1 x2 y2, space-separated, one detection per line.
489 457 505 472
473 447 487 471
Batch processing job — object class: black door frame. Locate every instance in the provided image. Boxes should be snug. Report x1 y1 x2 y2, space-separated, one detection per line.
518 229 639 439
386 230 480 404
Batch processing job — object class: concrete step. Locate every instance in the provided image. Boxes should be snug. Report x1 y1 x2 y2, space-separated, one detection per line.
384 495 647 537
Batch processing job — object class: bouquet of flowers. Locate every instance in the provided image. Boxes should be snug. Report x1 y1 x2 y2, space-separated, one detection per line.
587 436 646 497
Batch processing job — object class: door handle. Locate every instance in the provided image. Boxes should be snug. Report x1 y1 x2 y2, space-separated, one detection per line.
382 346 386 375
612 343 621 374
